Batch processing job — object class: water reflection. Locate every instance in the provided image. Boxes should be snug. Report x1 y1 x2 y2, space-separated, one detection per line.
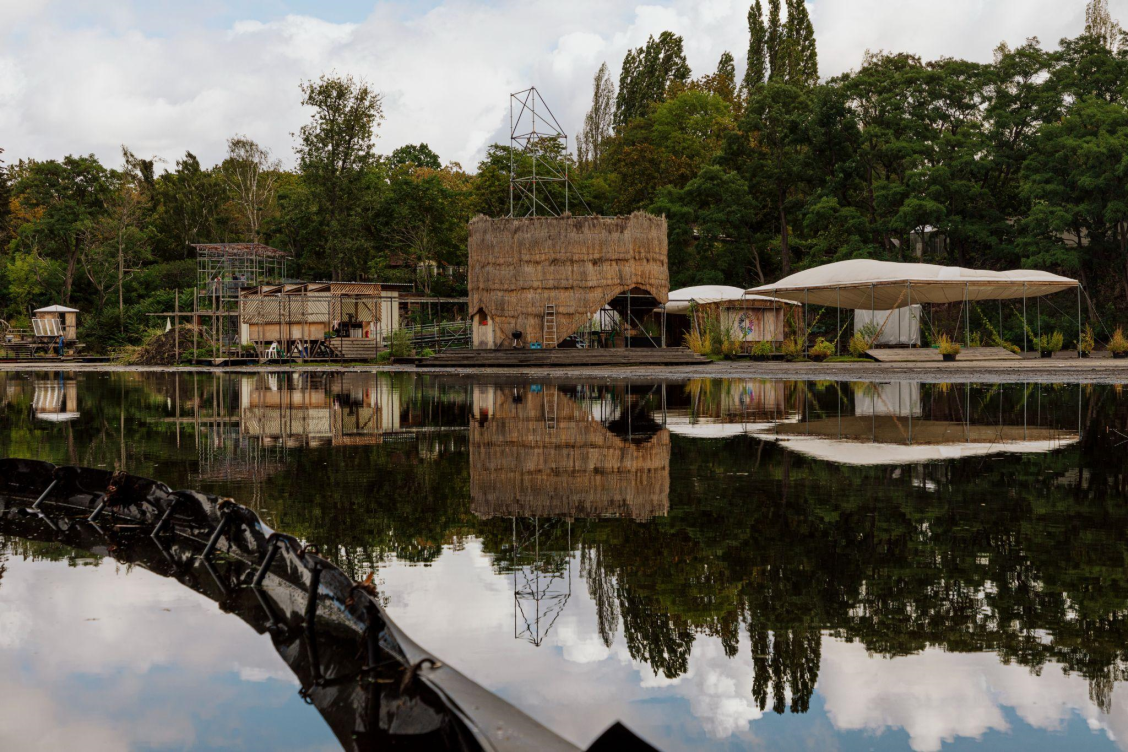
2 372 1127 750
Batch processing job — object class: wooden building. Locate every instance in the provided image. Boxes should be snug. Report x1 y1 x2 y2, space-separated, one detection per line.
468 213 669 349
238 283 399 359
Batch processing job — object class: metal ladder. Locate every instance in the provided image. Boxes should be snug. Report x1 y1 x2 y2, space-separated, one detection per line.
543 304 557 349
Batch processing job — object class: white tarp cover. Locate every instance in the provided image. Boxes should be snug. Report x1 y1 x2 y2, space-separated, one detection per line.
664 285 798 315
746 259 1078 309
855 305 921 346
34 305 79 314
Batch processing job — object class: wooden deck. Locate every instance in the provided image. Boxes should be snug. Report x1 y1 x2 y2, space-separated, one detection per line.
418 347 709 368
866 346 1022 362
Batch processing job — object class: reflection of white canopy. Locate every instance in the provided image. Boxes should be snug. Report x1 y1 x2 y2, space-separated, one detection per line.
745 259 1079 309
664 285 798 315
771 436 1079 465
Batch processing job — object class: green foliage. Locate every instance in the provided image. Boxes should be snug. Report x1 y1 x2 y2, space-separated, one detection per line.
750 340 773 359
389 328 415 358
1109 327 1128 353
780 336 804 361
615 31 691 127
419 347 435 358
809 337 833 361
1079 324 1096 354
1037 330 1064 354
937 333 962 356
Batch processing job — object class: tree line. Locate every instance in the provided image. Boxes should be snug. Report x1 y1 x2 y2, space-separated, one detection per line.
3 0 1128 348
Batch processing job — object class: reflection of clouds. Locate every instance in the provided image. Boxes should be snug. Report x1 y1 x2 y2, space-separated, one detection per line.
0 552 332 751
820 640 1125 752
382 540 1128 752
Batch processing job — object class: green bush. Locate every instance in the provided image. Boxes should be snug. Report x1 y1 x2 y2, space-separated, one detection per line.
1037 330 1064 354
809 337 834 362
389 328 415 358
780 337 804 361
420 348 435 358
750 340 773 359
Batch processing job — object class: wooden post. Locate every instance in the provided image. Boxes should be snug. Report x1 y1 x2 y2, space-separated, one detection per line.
193 288 198 364
174 289 179 364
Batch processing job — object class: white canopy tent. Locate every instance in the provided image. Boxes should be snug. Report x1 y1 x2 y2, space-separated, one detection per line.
664 285 796 315
745 260 1082 354
744 260 1079 309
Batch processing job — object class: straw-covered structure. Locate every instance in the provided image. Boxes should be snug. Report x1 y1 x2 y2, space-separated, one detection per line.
468 213 669 347
470 385 669 520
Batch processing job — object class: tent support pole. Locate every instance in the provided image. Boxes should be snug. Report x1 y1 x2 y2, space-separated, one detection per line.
1037 296 1041 349
870 284 875 349
836 287 841 356
1077 285 1082 357
1022 283 1027 353
964 282 969 349
907 282 912 347
804 288 809 356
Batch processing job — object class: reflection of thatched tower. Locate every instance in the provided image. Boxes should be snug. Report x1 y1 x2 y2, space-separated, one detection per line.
470 385 669 520
468 213 669 348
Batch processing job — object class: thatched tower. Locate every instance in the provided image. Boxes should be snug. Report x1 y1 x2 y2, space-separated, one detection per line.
470 384 669 520
468 213 669 348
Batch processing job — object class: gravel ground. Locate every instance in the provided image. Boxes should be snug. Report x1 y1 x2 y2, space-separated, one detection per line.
5 357 1128 383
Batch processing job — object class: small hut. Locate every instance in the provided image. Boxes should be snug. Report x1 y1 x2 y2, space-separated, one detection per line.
663 286 798 350
33 305 79 342
468 213 669 349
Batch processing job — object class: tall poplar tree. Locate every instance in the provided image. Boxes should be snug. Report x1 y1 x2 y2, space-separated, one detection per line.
743 1 768 93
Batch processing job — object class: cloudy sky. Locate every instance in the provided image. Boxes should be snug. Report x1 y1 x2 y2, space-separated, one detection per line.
0 1 1121 172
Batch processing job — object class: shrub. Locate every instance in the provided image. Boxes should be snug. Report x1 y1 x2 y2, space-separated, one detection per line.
720 339 741 359
780 337 804 361
1109 327 1128 354
1037 330 1064 354
750 340 773 359
937 334 961 357
1078 324 1095 354
389 328 415 358
420 348 435 358
809 337 833 362
847 333 869 358
376 350 392 363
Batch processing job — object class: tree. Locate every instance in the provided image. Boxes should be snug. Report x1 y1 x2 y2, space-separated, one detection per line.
296 73 384 280
154 151 227 259
388 143 442 171
743 1 768 94
697 52 738 105
222 135 281 243
12 155 110 303
578 62 616 171
0 148 10 251
784 0 819 86
80 150 152 320
766 0 783 81
1086 0 1126 53
725 82 812 275
615 32 692 127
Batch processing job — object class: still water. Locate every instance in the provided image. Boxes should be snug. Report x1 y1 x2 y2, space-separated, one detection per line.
1 371 1126 751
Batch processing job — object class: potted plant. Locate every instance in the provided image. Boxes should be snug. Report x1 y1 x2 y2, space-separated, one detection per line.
1110 327 1128 359
1078 324 1095 358
938 334 961 362
750 340 773 361
1038 331 1064 358
809 337 834 362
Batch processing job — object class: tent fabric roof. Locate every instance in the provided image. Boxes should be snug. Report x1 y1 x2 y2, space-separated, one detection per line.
745 259 1079 309
665 285 798 314
34 305 79 313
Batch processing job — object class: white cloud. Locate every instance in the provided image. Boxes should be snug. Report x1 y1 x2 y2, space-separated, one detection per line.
3 0 1119 172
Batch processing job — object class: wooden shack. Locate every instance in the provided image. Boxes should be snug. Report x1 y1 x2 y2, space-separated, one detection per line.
468 213 669 349
32 305 79 341
238 283 399 359
469 383 669 520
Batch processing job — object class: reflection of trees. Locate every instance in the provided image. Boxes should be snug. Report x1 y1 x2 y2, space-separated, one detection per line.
7 375 1128 716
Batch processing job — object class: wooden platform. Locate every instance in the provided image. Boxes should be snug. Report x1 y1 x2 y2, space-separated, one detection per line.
866 346 1022 363
418 347 709 368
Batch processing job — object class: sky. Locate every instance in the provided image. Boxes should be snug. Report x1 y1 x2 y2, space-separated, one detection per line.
0 0 1123 173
